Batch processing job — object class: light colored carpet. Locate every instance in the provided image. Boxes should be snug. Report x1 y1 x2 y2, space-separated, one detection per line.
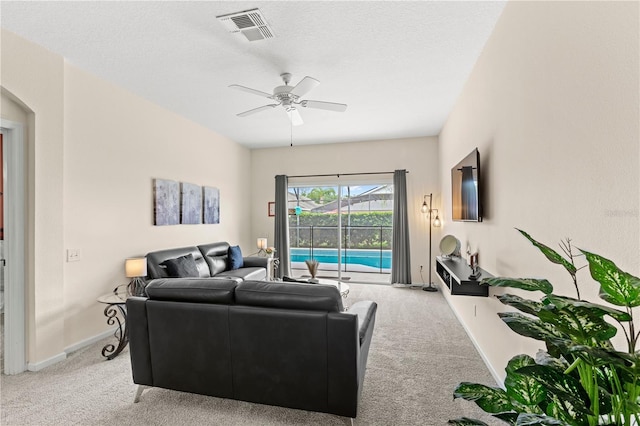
1 284 498 425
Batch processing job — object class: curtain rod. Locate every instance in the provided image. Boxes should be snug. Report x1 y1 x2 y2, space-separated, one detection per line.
285 170 408 179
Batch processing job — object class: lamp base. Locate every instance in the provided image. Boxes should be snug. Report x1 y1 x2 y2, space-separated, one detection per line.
127 277 147 297
422 284 438 292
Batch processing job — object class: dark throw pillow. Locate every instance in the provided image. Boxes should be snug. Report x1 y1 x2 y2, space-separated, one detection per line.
161 254 199 278
228 245 244 270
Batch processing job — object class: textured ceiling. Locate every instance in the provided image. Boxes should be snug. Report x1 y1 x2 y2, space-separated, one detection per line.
1 1 506 148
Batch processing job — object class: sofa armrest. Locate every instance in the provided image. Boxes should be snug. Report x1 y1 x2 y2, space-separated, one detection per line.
242 256 269 269
126 297 153 386
347 301 377 345
346 300 377 405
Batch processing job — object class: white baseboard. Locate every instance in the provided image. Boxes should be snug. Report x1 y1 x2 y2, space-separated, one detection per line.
64 328 116 355
26 328 117 371
27 352 66 372
441 292 505 388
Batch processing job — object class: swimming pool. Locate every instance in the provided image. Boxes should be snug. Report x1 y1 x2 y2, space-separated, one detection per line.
291 247 392 270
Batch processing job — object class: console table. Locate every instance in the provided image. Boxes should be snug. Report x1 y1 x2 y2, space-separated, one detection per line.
435 256 491 297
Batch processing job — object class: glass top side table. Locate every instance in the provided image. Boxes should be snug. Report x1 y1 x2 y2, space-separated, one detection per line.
97 288 129 360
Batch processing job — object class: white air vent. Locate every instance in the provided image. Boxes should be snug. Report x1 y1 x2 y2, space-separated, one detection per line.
217 8 275 41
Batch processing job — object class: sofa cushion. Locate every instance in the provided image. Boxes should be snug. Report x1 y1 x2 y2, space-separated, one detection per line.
146 246 210 279
228 245 244 270
198 242 231 276
208 255 228 276
161 254 199 278
236 281 343 312
145 278 237 304
217 267 266 282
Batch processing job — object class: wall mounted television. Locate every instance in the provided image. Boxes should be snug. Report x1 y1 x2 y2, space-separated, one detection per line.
451 148 482 222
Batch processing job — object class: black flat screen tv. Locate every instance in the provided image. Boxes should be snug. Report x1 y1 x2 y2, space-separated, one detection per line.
451 148 482 222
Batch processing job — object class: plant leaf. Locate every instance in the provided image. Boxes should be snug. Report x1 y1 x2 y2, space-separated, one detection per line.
484 277 554 295
548 340 627 370
516 365 592 416
535 350 570 370
543 396 591 426
453 382 514 413
581 250 640 307
448 418 490 426
517 229 577 275
538 297 618 343
497 294 544 316
543 294 631 322
498 312 563 342
608 352 640 383
515 413 571 426
505 355 546 407
493 412 519 425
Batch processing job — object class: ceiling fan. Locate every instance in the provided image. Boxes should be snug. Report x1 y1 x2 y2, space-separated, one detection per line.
229 73 347 126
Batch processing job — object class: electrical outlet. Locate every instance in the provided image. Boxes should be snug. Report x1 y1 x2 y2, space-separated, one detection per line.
67 249 81 262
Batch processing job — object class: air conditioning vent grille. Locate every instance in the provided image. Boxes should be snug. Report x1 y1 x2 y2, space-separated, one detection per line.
216 8 275 41
231 15 254 29
259 26 273 39
248 12 265 27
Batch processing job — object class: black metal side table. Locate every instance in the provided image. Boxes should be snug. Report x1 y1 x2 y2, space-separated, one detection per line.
97 288 129 360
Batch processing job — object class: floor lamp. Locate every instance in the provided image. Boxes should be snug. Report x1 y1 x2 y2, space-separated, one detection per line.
421 194 441 292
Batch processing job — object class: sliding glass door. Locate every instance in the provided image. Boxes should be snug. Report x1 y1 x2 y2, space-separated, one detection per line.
288 182 392 284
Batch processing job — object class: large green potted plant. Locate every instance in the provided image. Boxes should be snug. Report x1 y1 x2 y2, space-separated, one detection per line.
450 229 640 426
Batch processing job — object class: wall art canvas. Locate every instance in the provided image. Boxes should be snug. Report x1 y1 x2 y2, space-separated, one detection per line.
203 186 220 224
153 179 180 226
181 182 202 224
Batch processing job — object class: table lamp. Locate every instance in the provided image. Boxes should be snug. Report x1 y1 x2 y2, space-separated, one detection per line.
257 238 268 256
125 257 147 296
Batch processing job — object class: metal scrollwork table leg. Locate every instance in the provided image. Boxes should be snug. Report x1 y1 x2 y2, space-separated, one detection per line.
101 302 128 360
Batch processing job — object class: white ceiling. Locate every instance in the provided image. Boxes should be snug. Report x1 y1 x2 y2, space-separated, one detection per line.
1 1 506 148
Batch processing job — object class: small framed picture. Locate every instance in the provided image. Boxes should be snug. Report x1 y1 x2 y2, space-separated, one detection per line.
268 202 275 217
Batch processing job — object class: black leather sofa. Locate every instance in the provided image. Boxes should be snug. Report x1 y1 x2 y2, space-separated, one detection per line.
145 242 268 282
127 278 377 420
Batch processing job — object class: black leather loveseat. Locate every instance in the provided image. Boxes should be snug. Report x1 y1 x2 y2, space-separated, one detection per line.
145 242 268 282
127 278 377 420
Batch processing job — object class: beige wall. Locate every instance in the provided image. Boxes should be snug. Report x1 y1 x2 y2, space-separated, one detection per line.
1 29 253 365
62 65 252 347
250 137 439 283
439 1 639 382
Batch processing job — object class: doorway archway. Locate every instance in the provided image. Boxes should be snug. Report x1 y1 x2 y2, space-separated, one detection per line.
1 117 27 374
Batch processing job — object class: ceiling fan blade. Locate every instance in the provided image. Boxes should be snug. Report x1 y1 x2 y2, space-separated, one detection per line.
289 76 320 98
286 108 304 126
229 84 273 99
237 104 278 117
301 100 348 112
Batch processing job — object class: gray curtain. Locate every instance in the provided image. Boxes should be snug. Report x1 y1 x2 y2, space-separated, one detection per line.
391 169 412 284
274 175 290 278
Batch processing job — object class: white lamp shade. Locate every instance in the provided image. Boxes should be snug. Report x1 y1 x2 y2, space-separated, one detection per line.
257 238 268 250
125 258 147 278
